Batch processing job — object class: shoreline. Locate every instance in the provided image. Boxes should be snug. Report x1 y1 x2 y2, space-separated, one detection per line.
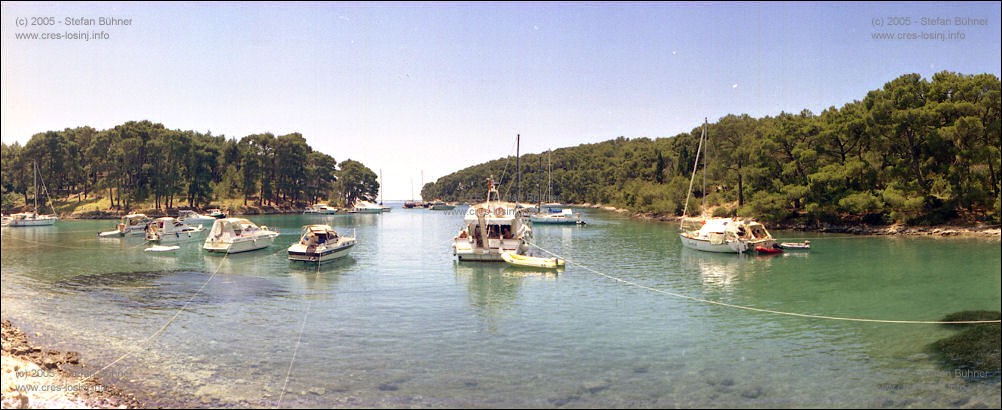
1 319 142 409
577 203 1002 239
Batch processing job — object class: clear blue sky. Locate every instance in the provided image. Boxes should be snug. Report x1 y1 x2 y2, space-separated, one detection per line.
3 1 1000 200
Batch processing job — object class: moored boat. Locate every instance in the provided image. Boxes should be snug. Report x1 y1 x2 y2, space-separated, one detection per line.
8 162 58 227
98 213 151 237
351 200 384 214
452 176 532 262
776 240 811 250
146 217 206 243
177 209 217 225
501 252 564 269
303 204 338 214
287 224 356 263
679 119 775 253
203 217 279 254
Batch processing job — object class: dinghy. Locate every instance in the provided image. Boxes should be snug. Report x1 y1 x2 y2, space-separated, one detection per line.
501 252 564 269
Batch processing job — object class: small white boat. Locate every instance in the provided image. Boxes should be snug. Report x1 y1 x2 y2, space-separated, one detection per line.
203 218 280 254
206 209 226 219
145 245 180 252
177 209 217 225
530 208 585 225
429 201 456 210
98 213 151 237
287 224 356 263
304 204 338 215
776 240 811 250
146 217 206 243
351 200 383 214
501 252 564 269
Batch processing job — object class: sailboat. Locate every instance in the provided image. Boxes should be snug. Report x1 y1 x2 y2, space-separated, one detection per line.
379 169 391 212
8 162 59 227
679 119 775 253
529 150 585 225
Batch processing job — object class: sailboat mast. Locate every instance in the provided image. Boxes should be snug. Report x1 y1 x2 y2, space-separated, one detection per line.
516 134 520 205
681 118 708 230
33 161 39 212
538 152 543 210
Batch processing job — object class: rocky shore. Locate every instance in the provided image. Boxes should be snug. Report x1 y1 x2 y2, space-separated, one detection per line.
1 319 142 409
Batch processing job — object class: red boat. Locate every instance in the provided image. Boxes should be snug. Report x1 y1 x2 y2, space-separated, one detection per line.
755 245 783 255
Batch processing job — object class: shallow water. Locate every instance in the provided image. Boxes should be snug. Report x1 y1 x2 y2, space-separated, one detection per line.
2 206 999 408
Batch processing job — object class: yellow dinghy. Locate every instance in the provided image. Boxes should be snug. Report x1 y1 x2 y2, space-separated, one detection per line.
501 252 565 269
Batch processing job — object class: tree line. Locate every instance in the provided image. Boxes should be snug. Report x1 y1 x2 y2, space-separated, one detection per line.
1 120 379 213
422 72 1001 225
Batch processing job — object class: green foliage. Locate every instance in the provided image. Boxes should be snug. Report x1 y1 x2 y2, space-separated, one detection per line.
423 72 1000 226
336 159 379 207
1 121 362 212
838 192 884 214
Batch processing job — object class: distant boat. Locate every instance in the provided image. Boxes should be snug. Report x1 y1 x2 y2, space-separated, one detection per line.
206 209 226 219
287 224 356 263
304 203 338 215
145 217 206 243
351 200 383 214
402 201 419 209
529 208 585 225
177 209 217 225
529 150 585 225
776 240 811 250
679 119 775 253
429 200 456 210
8 162 58 227
98 213 151 237
203 217 279 254
452 175 532 261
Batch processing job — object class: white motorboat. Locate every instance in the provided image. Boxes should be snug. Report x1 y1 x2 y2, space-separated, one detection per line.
679 119 775 253
203 217 280 254
529 208 585 225
177 209 217 225
303 204 338 214
452 176 532 261
287 224 356 263
351 200 383 214
206 209 226 219
146 217 206 243
98 213 151 237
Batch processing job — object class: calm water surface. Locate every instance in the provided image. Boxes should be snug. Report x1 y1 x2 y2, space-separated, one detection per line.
2 206 999 408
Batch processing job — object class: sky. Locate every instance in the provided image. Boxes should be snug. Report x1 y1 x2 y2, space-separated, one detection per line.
2 1 1000 200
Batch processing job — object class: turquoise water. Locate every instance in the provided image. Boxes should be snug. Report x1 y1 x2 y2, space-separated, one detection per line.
1 206 999 408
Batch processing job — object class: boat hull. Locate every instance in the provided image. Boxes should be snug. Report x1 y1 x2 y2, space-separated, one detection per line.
203 234 278 254
288 241 355 263
501 252 564 269
679 233 760 253
8 217 57 227
529 216 582 225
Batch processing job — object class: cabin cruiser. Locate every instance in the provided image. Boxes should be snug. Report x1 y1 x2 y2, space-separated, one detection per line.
452 176 532 261
146 217 206 243
98 214 151 237
287 224 356 263
177 209 217 225
351 200 383 214
203 217 280 254
304 204 338 214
